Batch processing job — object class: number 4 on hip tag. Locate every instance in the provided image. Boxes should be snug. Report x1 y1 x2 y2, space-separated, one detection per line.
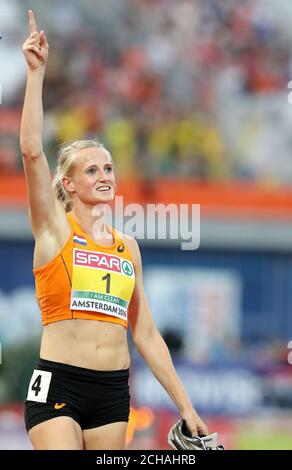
27 369 52 403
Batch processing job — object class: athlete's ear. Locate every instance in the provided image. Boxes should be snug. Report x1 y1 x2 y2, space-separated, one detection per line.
62 177 75 194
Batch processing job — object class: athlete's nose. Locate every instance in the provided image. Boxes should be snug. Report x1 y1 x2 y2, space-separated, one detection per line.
98 169 110 182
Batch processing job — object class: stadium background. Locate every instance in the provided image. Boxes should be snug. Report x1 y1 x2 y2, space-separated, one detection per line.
1 0 292 449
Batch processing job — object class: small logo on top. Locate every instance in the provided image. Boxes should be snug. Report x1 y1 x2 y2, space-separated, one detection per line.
117 243 125 253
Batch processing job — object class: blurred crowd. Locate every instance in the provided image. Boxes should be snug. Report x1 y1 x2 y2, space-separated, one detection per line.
1 0 292 184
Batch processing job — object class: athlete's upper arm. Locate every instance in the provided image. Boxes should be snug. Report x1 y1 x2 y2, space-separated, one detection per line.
127 237 156 343
22 151 59 236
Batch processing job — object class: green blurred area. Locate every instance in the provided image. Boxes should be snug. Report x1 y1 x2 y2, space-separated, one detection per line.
0 339 40 402
238 430 292 450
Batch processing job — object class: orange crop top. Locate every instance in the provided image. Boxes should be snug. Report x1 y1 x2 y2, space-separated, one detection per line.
34 213 136 328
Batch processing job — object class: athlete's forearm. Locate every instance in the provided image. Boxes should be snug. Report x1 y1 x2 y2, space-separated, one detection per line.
136 330 193 415
20 69 45 158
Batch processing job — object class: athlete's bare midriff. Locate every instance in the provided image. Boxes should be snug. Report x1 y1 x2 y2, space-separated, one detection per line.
40 318 130 371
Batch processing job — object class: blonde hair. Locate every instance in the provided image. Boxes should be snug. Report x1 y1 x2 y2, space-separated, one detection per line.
52 139 112 213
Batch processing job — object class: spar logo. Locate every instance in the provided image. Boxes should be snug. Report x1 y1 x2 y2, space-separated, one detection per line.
122 260 133 276
73 249 133 275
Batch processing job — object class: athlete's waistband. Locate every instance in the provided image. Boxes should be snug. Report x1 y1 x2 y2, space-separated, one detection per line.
37 358 129 380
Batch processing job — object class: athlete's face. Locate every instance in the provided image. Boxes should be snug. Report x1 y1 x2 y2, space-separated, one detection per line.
65 147 116 205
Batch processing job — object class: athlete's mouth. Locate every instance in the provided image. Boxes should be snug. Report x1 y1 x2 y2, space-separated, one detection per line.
97 186 111 192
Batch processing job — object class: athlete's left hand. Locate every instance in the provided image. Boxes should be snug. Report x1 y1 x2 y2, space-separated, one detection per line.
181 408 208 437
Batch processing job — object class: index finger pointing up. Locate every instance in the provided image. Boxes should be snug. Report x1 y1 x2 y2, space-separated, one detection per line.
28 10 37 33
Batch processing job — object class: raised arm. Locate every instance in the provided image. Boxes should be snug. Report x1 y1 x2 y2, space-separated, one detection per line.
128 238 209 437
20 10 48 159
20 10 62 238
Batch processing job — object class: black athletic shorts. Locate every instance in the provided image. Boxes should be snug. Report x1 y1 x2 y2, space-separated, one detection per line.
24 358 130 433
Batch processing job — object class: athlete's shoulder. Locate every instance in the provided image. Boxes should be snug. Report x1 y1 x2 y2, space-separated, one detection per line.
114 230 141 266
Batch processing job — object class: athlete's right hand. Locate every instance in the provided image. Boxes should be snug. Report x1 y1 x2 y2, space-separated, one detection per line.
22 10 49 72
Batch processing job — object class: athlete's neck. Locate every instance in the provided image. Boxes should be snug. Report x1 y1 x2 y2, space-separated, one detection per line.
70 205 113 244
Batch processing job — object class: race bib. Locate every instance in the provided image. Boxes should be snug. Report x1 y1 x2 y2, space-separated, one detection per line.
70 249 135 322
26 369 52 403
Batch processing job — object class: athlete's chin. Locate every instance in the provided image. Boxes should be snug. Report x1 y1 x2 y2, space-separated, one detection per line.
93 193 115 204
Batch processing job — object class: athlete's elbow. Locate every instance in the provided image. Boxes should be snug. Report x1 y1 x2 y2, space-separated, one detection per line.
21 147 43 161
20 135 43 159
133 324 157 349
